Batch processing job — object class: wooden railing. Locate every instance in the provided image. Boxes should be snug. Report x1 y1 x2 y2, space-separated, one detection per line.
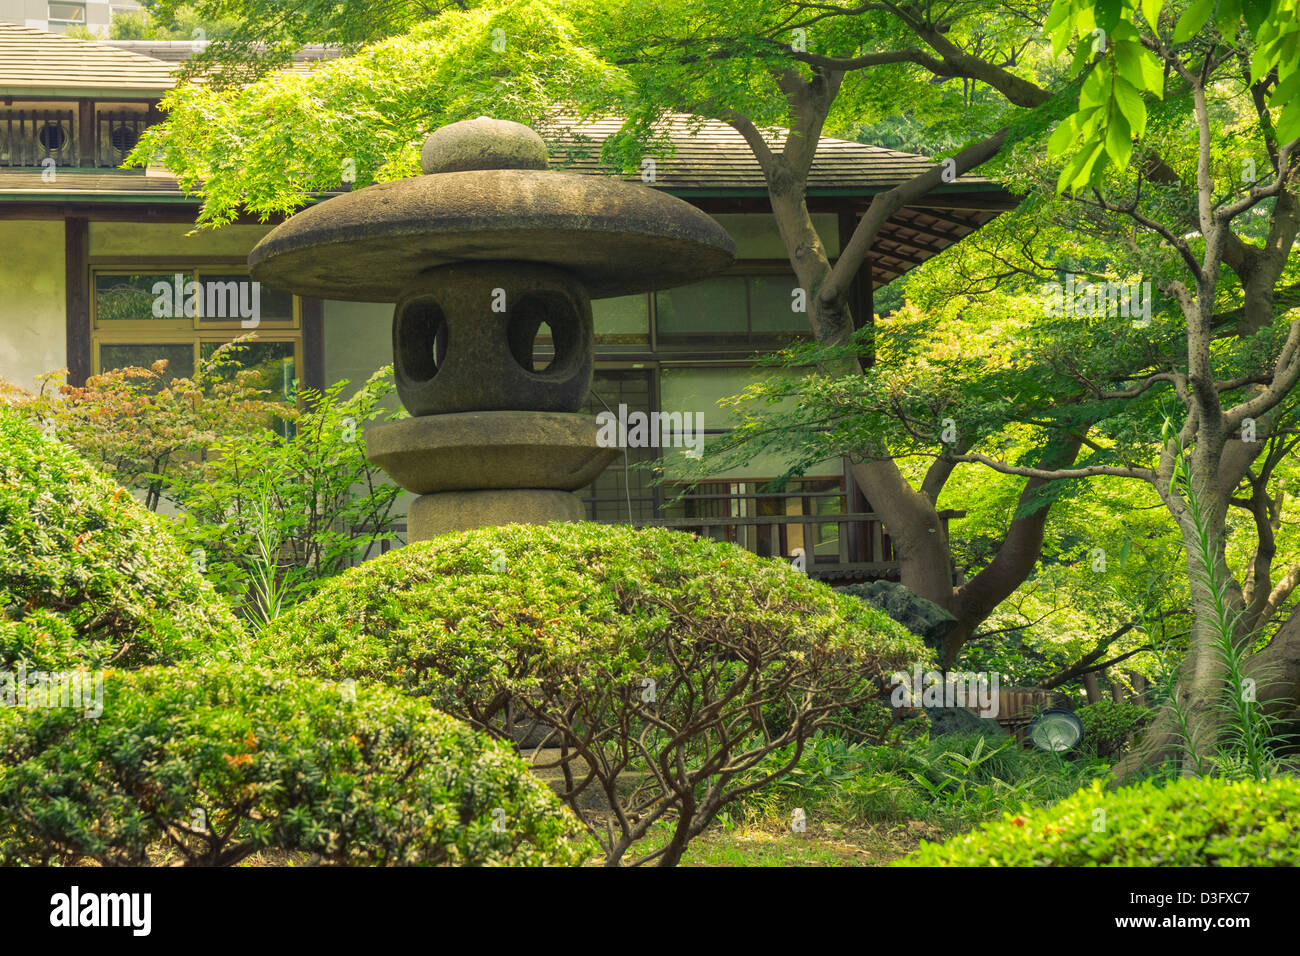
634 488 903 583
0 108 148 168
0 109 76 167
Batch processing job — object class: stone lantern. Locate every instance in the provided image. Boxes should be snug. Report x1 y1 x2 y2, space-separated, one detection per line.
248 117 736 541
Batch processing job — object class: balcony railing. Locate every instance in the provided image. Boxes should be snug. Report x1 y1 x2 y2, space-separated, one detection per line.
0 109 147 168
635 488 904 583
0 109 76 167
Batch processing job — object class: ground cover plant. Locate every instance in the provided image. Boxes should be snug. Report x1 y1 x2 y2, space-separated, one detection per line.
255 522 928 866
720 729 1109 830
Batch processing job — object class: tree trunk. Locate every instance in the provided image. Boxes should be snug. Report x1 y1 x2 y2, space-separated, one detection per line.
770 167 1080 668
1083 672 1102 704
1114 483 1252 778
847 457 955 608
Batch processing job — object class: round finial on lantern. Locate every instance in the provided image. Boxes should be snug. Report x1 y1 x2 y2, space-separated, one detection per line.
420 117 549 175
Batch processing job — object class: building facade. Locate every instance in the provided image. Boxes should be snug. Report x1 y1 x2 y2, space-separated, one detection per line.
0 0 141 36
0 23 1014 581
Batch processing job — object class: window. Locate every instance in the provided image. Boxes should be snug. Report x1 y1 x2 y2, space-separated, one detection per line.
37 122 69 152
109 125 139 154
654 274 811 347
655 277 747 342
579 368 658 522
47 2 87 24
91 266 301 404
593 293 650 345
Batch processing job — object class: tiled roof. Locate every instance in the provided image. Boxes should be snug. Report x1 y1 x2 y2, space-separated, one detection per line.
543 115 996 194
102 39 341 66
0 24 1000 198
0 21 176 96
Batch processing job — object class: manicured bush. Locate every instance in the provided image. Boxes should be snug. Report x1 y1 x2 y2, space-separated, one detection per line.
1077 700 1152 759
895 775 1300 866
256 522 928 866
0 411 242 672
0 663 593 866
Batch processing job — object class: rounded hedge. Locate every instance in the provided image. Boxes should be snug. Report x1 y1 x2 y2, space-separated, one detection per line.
0 663 593 866
0 411 242 671
252 521 926 715
895 776 1300 866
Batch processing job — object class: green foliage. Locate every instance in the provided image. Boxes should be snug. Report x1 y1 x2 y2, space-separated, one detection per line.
1046 0 1300 192
0 410 242 673
761 672 931 743
129 0 627 226
1 339 284 512
129 0 1034 226
0 663 593 866
1077 700 1153 757
171 367 405 622
3 347 405 621
256 522 927 865
143 0 419 80
897 775 1300 865
728 731 1108 828
65 5 232 40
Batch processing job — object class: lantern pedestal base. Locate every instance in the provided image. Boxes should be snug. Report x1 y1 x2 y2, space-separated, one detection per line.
407 488 585 541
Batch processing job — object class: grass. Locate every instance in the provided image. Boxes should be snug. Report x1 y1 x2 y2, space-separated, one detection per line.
100 819 952 867
640 817 954 867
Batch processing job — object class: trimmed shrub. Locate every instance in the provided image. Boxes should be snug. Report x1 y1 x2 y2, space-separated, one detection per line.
0 663 594 866
256 522 928 866
0 411 242 672
895 776 1300 866
1077 700 1152 758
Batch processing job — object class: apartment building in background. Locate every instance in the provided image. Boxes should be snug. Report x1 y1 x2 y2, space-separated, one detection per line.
0 0 142 36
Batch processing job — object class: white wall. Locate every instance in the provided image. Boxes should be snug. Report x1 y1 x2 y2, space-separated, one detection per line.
0 219 66 390
89 221 274 257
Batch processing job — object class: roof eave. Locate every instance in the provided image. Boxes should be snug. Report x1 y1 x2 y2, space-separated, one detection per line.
0 191 196 202
0 85 171 99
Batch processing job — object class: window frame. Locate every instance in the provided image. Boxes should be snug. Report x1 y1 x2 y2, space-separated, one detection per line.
47 2 88 26
652 263 814 348
88 260 303 385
